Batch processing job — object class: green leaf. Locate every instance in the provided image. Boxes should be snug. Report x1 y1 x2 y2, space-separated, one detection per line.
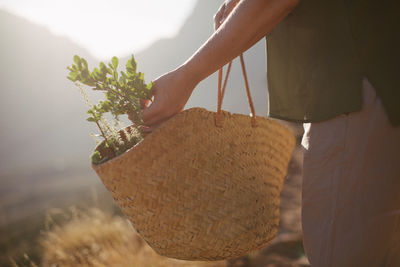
81 58 88 69
138 72 144 80
91 151 102 165
112 56 118 69
91 72 98 80
99 101 112 112
147 81 154 90
119 76 126 85
92 67 99 77
81 69 89 79
126 56 137 73
73 55 80 65
87 117 96 122
126 67 133 75
68 72 79 82
105 91 113 99
121 71 127 79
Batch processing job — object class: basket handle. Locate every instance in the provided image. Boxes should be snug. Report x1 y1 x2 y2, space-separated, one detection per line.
215 54 257 128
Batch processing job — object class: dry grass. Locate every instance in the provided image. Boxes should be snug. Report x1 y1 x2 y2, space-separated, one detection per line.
40 208 225 267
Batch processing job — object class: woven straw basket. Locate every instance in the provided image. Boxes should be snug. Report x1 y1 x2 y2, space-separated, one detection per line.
93 55 295 261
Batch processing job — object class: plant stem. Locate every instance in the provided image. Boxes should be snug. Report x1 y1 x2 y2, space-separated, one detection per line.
95 120 116 157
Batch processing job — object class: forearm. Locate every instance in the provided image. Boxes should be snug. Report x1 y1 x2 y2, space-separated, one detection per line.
141 0 299 127
180 0 299 85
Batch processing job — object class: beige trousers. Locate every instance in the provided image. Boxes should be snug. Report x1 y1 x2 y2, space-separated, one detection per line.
301 78 400 267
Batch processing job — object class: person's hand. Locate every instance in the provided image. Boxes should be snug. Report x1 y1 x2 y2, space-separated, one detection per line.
214 0 241 30
141 66 198 132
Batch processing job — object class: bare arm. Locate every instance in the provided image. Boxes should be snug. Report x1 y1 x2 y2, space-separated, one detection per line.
142 0 299 129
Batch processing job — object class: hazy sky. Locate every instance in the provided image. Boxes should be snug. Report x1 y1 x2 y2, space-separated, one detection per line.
0 0 197 59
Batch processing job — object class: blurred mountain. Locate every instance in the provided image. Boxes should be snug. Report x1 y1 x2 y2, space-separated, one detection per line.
0 0 268 172
0 10 99 172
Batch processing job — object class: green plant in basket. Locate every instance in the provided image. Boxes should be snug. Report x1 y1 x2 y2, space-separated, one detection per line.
67 55 153 165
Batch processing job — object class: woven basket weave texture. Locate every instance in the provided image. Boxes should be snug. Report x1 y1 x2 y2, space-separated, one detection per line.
93 107 295 261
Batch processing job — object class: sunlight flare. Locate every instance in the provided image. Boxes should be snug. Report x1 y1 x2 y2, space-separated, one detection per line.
0 0 196 59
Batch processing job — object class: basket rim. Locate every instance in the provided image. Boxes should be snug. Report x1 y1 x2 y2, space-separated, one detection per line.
92 107 294 170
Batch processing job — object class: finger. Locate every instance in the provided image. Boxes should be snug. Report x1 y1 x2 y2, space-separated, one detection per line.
142 115 172 133
214 14 222 30
142 103 168 127
214 3 226 30
141 83 160 124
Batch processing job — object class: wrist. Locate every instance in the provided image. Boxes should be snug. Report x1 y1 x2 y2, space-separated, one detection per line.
176 60 203 90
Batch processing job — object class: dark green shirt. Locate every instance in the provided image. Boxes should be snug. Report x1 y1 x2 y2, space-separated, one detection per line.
266 0 400 126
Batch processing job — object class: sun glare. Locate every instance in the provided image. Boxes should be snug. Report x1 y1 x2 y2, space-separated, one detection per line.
0 0 197 59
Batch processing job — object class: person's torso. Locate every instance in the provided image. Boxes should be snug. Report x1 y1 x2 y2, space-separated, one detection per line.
266 0 400 126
